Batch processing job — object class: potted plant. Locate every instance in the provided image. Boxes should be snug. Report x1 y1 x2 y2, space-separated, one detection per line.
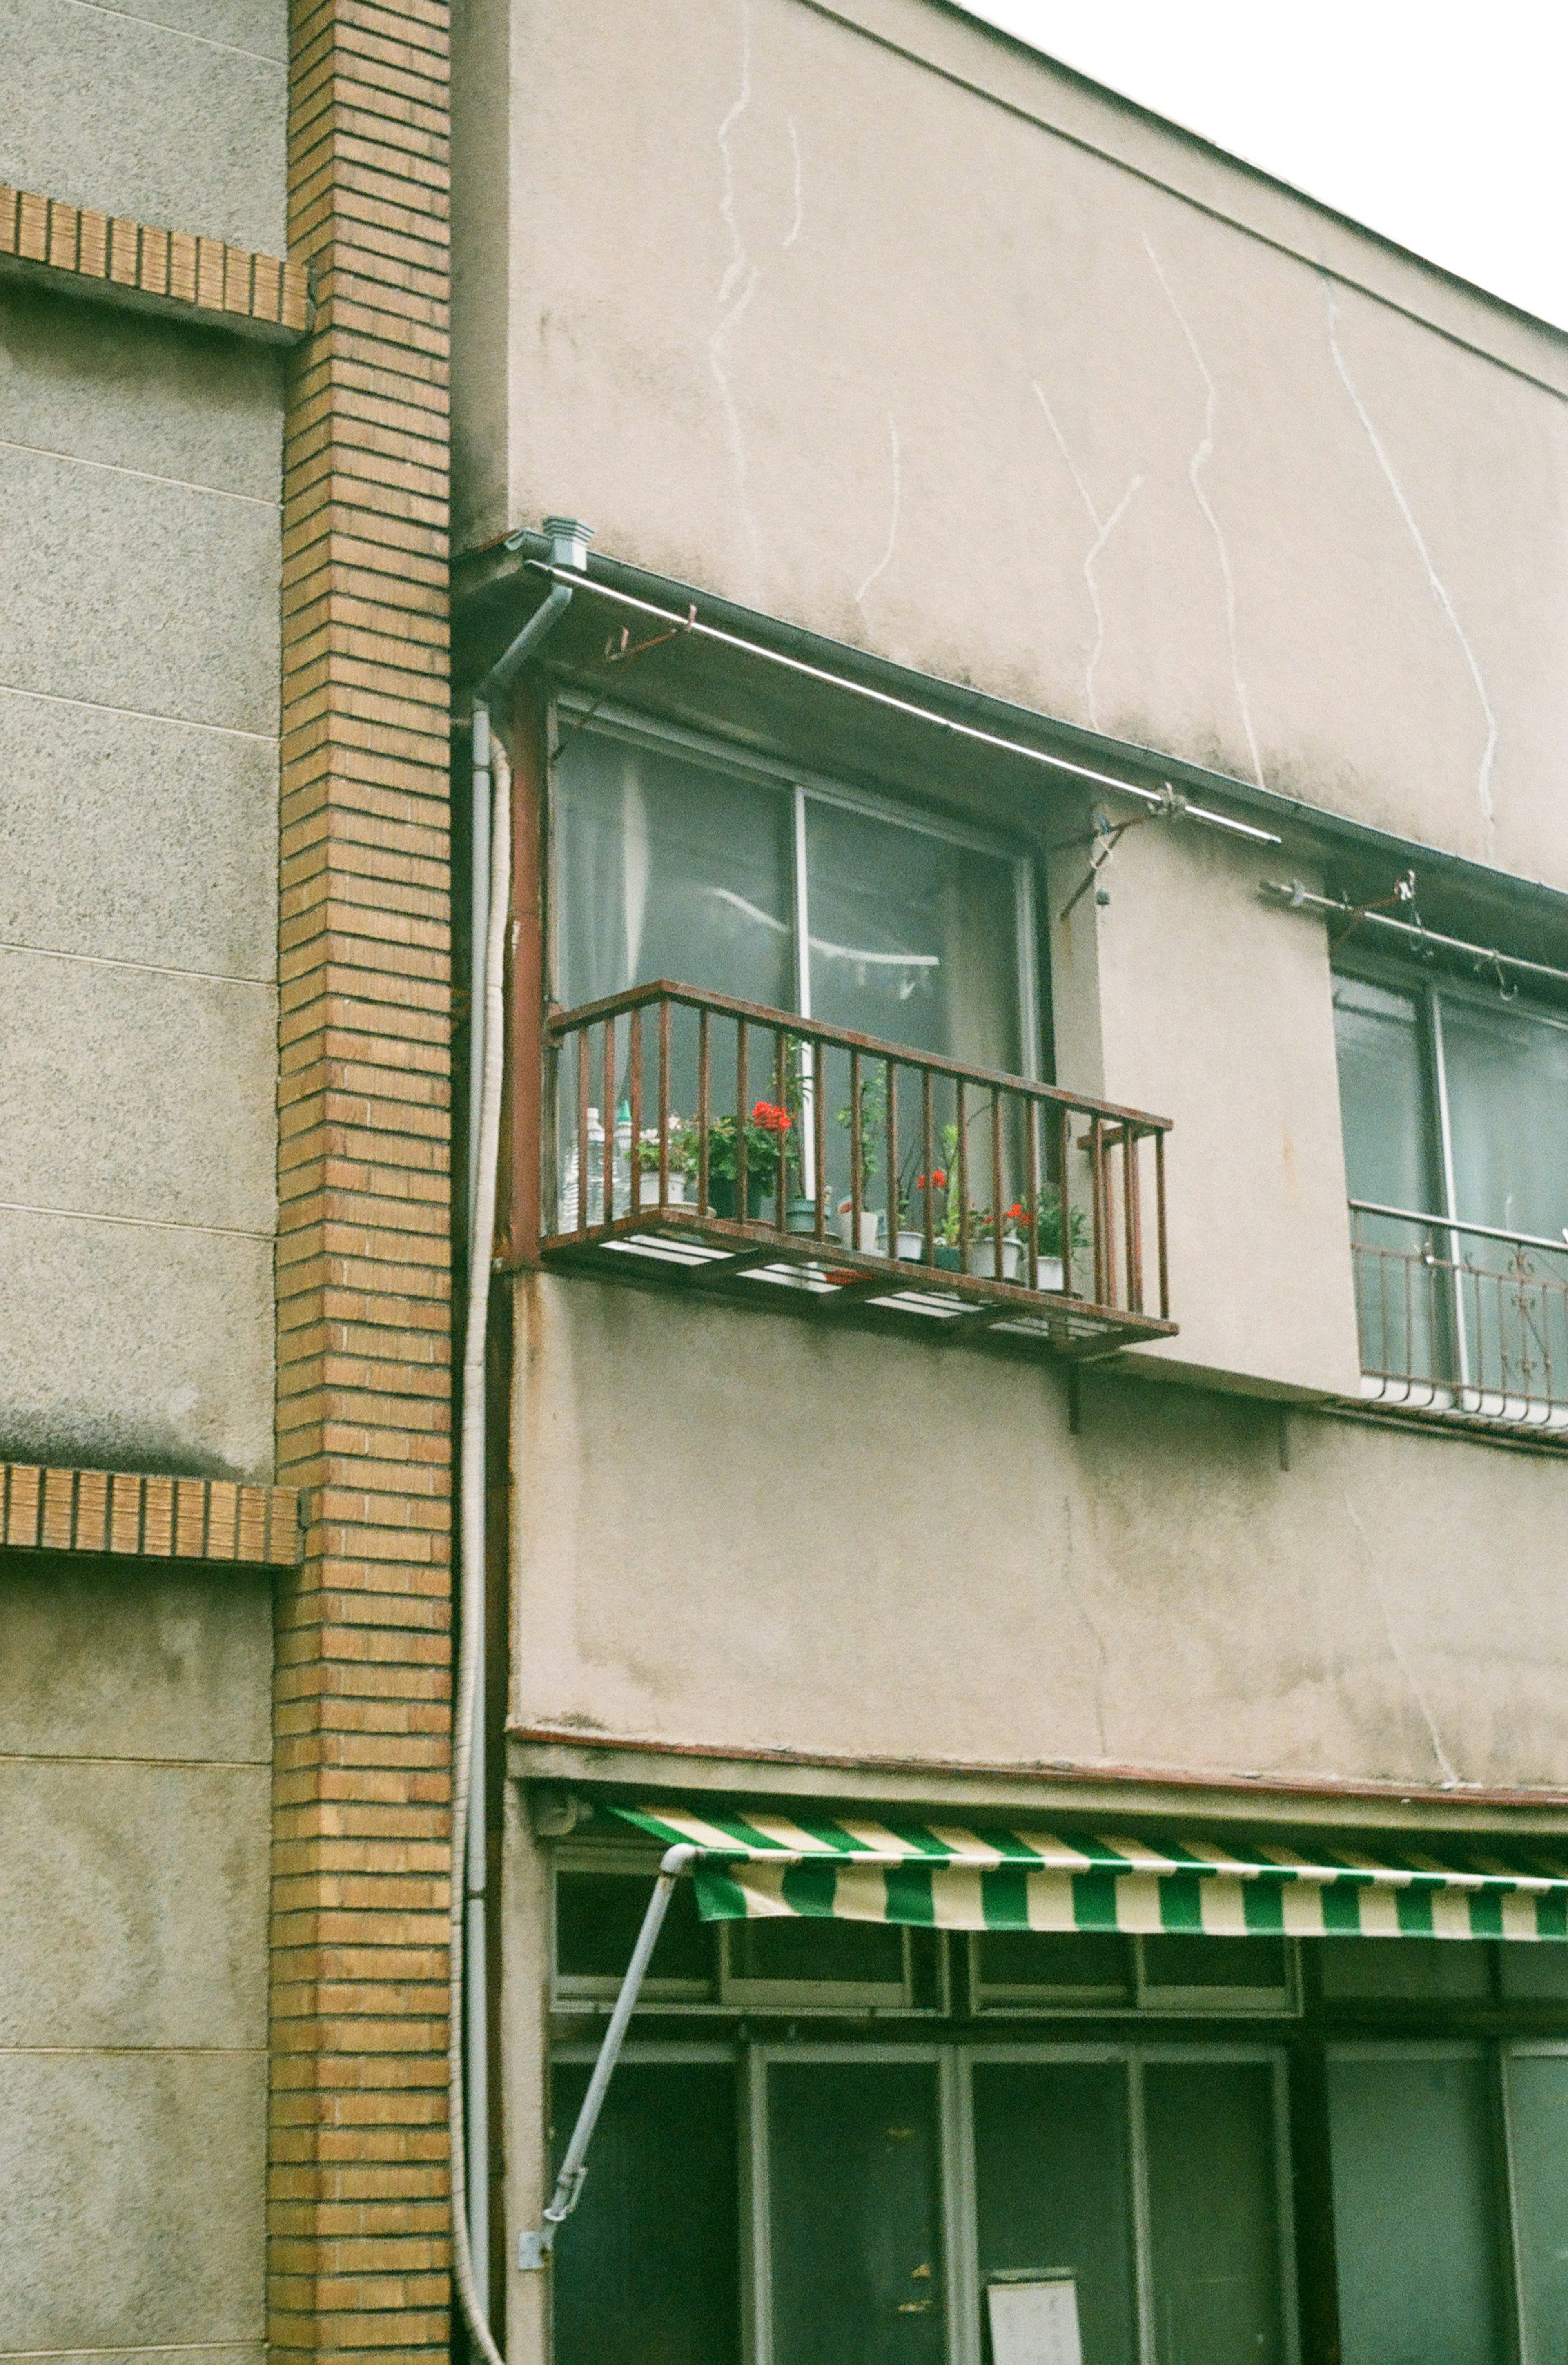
968 1202 1024 1282
1033 1186 1089 1293
835 1073 887 1252
695 1099 791 1220
633 1120 688 1207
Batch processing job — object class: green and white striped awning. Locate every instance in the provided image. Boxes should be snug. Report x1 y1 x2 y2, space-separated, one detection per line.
614 1804 1568 1943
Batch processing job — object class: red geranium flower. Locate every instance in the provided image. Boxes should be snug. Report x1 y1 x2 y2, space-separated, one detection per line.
750 1100 791 1133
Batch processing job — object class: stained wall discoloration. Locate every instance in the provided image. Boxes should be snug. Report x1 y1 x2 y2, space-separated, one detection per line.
509 1275 1565 1798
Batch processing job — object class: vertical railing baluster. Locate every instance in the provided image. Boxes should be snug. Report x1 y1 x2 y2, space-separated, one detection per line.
774 1027 788 1231
1091 1116 1109 1307
1123 1128 1142 1316
1154 1126 1168 1321
813 1028 827 1243
1024 1093 1040 1293
628 1004 643 1215
697 1007 711 1220
885 1058 897 1261
921 1069 935 1266
575 1022 590 1239
735 1016 748 1223
601 1012 616 1226
658 996 671 1207
848 1048 862 1248
990 1087 1004 1281
1058 1103 1074 1301
956 1079 969 1268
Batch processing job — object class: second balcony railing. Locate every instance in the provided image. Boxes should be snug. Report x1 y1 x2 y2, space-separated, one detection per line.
540 985 1175 1357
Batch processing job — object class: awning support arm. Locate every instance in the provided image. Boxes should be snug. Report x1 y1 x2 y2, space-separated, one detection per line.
517 1841 699 2271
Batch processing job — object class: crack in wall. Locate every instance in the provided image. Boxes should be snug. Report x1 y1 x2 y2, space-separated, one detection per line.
1143 232 1266 790
1056 1492 1110 1758
1343 1491 1462 1788
1032 379 1144 730
784 114 804 248
711 0 762 583
1325 282 1499 853
854 412 901 617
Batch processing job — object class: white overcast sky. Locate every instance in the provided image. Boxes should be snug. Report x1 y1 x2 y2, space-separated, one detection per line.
962 2 1568 333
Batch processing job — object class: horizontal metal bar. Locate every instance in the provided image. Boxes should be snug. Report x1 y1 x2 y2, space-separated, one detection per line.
547 981 1172 1132
1349 1199 1568 1257
1263 880 1568 993
528 561 1281 847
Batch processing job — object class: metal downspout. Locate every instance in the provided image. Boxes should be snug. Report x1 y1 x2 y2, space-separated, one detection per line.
451 517 589 2365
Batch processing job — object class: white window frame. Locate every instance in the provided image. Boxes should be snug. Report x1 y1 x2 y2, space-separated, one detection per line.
549 1851 948 2020
969 1931 1302 2019
547 693 1044 1094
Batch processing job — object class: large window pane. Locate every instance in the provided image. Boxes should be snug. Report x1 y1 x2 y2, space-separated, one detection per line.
551 2061 738 2365
1506 2052 1568 2365
554 724 794 1012
805 799 1023 1072
1327 2050 1506 2365
1144 2061 1287 2365
1439 997 1568 1403
1441 999 1568 1240
1332 974 1446 1383
768 2060 945 2365
973 2061 1138 2365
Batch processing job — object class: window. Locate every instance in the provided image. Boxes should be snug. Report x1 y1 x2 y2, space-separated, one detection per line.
551 1861 945 2015
551 701 1039 1076
1332 966 1568 1412
1326 2041 1568 2365
971 1930 1298 2017
550 2039 1297 2365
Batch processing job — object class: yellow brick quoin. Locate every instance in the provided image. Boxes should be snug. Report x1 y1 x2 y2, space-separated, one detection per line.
0 179 312 342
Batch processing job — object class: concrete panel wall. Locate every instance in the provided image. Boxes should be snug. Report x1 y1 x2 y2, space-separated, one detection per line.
0 264 282 1485
0 0 288 251
456 0 1568 892
0 1553 271 2365
510 1274 1568 1795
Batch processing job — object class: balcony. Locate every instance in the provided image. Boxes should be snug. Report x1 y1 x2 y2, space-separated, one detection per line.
539 985 1176 1361
1351 1200 1568 1428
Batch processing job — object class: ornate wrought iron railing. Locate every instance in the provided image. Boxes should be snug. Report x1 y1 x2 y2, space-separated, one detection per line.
1350 1199 1568 1424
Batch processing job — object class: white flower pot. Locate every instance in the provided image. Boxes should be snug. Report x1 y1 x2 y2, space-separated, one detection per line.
1037 1254 1065 1293
836 1204 882 1254
634 1171 686 1209
967 1236 1022 1281
896 1230 927 1262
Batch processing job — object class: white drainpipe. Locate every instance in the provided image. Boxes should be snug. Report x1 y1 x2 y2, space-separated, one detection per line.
450 517 589 2365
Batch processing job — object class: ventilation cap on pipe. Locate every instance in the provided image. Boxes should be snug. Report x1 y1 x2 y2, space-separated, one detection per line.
543 515 592 572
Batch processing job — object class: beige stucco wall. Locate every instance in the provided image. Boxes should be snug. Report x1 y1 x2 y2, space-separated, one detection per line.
510 1273 1568 1797
455 0 1568 893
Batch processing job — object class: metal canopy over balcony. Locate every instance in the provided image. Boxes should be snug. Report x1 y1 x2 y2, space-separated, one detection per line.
539 985 1176 1361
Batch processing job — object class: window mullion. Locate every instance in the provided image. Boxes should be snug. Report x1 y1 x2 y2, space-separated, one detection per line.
1428 990 1473 1392
1128 2050 1157 2365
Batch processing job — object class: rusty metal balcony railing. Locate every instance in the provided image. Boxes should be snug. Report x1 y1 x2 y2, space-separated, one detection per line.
1350 1199 1568 1427
540 984 1175 1358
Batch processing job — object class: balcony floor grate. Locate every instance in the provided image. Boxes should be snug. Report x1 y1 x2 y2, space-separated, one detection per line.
538 1210 1174 1360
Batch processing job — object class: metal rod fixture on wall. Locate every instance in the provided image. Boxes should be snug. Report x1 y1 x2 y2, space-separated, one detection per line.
1260 879 1568 994
523 559 1282 849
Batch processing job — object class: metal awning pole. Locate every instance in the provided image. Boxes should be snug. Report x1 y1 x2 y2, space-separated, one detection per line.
517 1841 699 2271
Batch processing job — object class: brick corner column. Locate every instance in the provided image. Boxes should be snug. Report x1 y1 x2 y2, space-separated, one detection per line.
271 4 454 2360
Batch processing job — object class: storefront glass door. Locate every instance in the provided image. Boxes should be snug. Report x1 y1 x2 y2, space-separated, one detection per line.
766 2060 947 2365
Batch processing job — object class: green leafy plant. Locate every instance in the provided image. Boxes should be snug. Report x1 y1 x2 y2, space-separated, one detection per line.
684 1100 792 1194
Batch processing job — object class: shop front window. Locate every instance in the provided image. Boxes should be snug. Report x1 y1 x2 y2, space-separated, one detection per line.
550 2039 1296 2365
